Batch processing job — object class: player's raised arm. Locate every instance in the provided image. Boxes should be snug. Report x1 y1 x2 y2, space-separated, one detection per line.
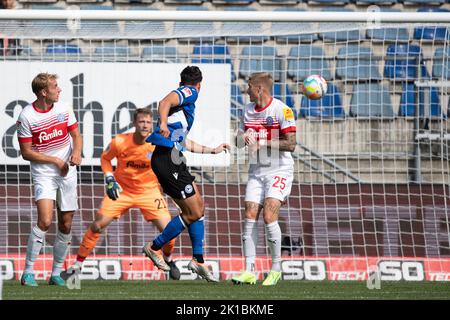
158 91 181 138
185 139 230 154
100 139 122 201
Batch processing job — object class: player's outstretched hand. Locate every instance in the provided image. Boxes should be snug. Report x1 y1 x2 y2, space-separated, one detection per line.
213 143 231 154
105 175 123 201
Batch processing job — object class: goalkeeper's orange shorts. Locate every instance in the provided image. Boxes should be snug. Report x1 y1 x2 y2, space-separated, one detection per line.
98 188 171 221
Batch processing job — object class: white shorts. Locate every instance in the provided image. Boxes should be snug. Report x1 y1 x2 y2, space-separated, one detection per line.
245 168 294 205
33 172 78 212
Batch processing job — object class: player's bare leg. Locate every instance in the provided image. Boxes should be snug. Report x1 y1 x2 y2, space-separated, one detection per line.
261 198 282 286
49 208 74 286
22 199 54 286
232 201 262 285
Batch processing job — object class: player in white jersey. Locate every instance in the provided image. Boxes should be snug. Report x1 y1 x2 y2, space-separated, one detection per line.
16 73 82 287
232 72 297 286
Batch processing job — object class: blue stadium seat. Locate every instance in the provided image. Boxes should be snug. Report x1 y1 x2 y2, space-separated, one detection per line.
142 46 179 62
164 0 204 4
173 6 215 43
231 84 244 118
319 8 361 42
300 82 345 118
271 8 319 44
401 0 445 4
221 7 268 43
239 46 282 81
260 0 298 4
124 7 166 38
192 44 236 81
367 8 409 42
384 44 422 80
336 45 382 81
46 44 81 55
212 0 255 3
305 0 350 4
287 45 333 82
349 83 394 118
273 83 296 112
354 0 395 4
414 8 449 41
432 47 450 79
399 83 443 117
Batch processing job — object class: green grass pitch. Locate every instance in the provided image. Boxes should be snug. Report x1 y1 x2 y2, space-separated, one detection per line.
3 280 450 300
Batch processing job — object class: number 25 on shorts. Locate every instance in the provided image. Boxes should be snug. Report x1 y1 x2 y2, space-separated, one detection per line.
272 176 286 190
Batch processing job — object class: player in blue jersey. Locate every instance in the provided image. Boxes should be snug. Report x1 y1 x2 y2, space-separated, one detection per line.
143 66 230 282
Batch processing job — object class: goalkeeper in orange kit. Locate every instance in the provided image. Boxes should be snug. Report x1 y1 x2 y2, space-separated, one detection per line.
64 108 180 280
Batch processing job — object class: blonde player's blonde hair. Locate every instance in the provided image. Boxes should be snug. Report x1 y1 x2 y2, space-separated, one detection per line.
31 73 58 96
248 72 273 91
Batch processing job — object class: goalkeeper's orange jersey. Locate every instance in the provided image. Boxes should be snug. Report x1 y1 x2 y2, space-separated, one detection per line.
101 133 160 193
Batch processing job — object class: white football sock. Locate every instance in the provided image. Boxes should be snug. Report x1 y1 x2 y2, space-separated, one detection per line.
24 225 46 274
52 231 72 277
265 221 282 272
243 219 258 272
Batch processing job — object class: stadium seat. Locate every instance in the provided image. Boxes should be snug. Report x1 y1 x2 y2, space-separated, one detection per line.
300 82 345 118
173 6 215 43
401 0 445 4
414 8 450 41
164 0 204 4
239 46 282 81
231 84 245 118
94 45 135 61
432 47 450 80
354 0 394 4
319 8 361 42
260 0 298 4
141 46 179 62
273 83 296 113
287 45 333 82
79 4 120 38
114 1 154 4
271 8 319 44
46 44 81 55
399 82 443 118
305 0 350 4
349 82 394 118
384 44 422 81
221 7 268 43
192 44 236 81
212 0 255 3
366 8 409 43
336 45 382 81
124 7 166 39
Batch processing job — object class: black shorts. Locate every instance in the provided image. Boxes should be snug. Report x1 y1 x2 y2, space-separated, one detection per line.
151 145 196 200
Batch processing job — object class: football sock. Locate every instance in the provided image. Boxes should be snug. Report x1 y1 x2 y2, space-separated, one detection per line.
188 217 204 263
152 215 185 250
243 219 257 272
24 225 46 274
265 221 282 272
77 228 101 263
52 231 72 277
162 238 176 262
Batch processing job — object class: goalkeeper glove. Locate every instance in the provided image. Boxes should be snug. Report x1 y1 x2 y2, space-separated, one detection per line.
105 173 123 201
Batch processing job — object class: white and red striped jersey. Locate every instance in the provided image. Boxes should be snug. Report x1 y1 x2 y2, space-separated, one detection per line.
17 102 78 177
243 97 296 175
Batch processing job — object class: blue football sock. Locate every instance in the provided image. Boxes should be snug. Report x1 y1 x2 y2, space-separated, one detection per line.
188 217 205 260
152 215 186 250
